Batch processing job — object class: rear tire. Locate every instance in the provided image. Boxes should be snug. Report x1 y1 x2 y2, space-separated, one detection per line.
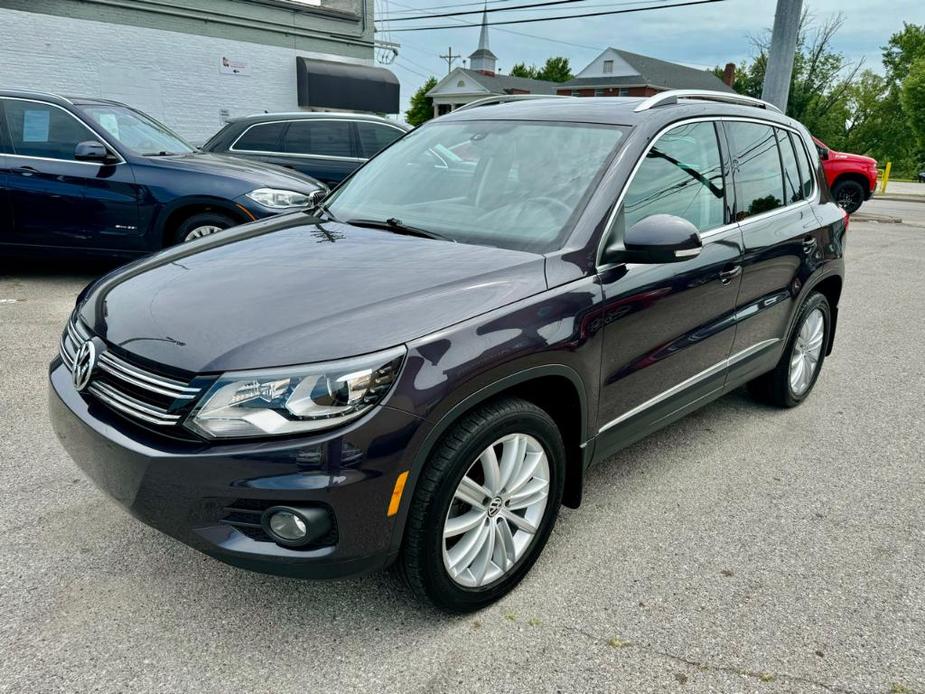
747 292 831 408
173 211 237 244
831 179 865 214
399 397 565 612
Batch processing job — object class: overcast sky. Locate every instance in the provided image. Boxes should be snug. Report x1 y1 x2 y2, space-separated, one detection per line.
377 0 923 115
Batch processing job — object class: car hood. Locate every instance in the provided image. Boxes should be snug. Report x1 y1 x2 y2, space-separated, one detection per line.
77 215 547 373
143 152 325 191
830 150 877 166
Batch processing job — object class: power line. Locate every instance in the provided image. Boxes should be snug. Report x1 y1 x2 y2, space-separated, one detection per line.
384 0 664 22
381 0 725 31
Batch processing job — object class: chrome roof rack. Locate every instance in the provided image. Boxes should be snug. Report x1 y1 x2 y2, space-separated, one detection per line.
634 89 782 114
453 94 572 113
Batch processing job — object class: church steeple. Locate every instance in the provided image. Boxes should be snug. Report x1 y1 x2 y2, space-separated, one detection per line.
468 4 497 75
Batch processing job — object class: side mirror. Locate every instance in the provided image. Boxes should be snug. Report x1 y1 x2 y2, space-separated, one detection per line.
604 214 702 264
74 140 116 163
817 146 829 161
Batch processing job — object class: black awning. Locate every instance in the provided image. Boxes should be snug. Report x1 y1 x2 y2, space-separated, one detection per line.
296 58 399 114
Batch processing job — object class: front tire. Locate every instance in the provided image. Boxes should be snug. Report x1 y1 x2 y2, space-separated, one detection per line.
831 179 865 214
399 398 565 612
748 292 831 408
173 211 237 244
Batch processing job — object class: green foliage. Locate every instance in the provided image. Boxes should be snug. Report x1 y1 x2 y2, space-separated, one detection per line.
901 59 925 147
509 56 573 82
719 16 925 176
405 76 438 128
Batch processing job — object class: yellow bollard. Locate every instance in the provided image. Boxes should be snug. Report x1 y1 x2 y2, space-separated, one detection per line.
879 161 892 194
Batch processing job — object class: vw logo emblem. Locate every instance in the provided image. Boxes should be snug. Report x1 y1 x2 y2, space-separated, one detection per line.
73 340 97 392
487 496 504 518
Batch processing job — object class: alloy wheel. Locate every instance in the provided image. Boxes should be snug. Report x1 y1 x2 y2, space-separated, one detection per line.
789 307 825 396
184 224 223 241
442 433 550 588
836 189 861 211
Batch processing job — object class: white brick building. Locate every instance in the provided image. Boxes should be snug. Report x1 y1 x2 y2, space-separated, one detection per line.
0 0 399 143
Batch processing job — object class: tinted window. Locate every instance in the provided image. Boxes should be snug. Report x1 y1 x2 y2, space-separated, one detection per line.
284 121 352 158
777 128 803 204
726 121 784 219
4 100 96 161
357 123 403 158
623 121 725 233
792 133 815 199
234 122 286 152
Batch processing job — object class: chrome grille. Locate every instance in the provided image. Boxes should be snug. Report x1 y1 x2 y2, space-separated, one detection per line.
59 314 203 428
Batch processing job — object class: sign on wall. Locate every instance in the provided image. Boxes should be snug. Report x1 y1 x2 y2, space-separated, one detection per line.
220 57 250 76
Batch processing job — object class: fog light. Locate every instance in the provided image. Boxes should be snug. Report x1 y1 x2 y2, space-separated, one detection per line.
269 511 307 542
260 505 332 548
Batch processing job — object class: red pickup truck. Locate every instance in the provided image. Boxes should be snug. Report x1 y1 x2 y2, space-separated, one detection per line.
813 137 878 214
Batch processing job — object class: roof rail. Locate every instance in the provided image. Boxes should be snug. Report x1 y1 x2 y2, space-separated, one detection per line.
453 94 571 113
634 89 782 114
2 89 72 104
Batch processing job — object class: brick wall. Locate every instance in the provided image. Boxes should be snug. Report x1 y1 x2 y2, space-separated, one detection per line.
0 7 372 143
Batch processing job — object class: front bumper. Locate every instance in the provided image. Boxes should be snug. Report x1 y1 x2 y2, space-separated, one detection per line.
49 362 428 579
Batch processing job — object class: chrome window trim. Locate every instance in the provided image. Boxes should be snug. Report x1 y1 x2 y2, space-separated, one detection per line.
595 115 818 270
0 96 126 165
597 338 780 434
229 117 405 161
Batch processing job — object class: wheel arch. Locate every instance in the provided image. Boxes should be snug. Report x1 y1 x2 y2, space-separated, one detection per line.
408 365 591 512
831 172 871 194
809 274 843 355
157 197 251 246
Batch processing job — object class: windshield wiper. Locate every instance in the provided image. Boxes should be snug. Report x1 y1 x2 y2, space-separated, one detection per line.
345 217 452 242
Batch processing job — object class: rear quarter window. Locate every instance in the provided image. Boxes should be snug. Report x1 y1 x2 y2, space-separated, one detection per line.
357 122 403 158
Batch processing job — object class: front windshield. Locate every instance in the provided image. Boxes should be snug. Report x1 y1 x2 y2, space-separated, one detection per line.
326 119 626 253
81 104 195 156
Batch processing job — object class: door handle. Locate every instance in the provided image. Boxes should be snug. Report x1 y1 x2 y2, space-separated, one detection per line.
718 264 742 284
12 166 38 176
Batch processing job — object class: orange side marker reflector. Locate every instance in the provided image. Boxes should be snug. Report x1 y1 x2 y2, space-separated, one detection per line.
236 203 257 221
387 471 409 517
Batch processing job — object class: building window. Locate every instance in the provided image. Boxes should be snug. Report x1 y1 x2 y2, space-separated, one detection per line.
457 80 466 87
603 60 614 74
619 88 630 96
571 90 581 97
594 89 606 96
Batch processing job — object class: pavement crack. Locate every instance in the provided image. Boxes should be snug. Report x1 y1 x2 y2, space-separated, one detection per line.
539 621 867 693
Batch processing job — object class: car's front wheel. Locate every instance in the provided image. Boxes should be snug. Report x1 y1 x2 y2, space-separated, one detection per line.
831 179 866 214
400 397 565 612
174 211 237 244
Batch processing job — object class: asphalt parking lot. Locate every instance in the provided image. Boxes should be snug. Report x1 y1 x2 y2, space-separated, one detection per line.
1 201 923 693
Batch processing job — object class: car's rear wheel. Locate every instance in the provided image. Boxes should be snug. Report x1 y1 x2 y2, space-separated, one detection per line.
399 397 565 612
174 211 237 244
831 179 865 214
748 291 831 407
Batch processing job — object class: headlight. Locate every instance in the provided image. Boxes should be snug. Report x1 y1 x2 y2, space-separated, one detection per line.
245 188 312 209
185 346 406 439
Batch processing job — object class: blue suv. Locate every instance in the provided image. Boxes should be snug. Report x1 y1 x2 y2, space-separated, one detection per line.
0 91 324 256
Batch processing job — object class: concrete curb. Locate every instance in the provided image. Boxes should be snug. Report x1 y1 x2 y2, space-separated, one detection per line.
873 194 925 203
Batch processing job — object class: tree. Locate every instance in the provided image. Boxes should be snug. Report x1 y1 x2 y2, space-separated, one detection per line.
405 76 437 127
902 58 925 147
883 22 925 83
509 56 573 82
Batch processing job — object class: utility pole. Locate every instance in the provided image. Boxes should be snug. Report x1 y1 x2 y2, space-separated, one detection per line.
439 47 462 75
761 0 802 112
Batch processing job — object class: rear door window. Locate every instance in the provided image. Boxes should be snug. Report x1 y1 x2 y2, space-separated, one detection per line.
356 123 403 158
233 122 286 152
725 121 784 220
284 121 354 158
622 121 726 233
777 128 803 204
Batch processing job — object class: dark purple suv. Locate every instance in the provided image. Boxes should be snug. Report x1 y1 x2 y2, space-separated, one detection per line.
49 91 847 611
